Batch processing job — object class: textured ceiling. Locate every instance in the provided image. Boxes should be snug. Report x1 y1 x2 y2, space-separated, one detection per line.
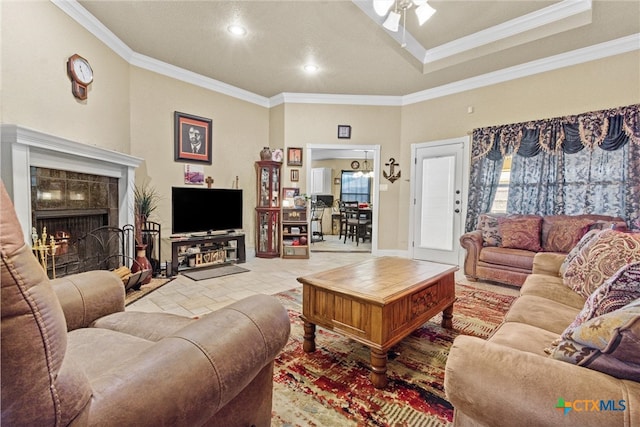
76 0 639 98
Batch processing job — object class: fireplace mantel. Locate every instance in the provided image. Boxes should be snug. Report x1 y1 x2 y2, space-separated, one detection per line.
1 124 143 244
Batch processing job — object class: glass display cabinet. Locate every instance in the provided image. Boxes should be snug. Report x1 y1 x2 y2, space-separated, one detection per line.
255 160 281 258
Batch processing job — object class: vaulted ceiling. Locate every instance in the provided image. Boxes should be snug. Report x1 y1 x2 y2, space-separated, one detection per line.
66 0 638 103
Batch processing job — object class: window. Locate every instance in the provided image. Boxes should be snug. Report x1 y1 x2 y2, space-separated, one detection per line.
340 171 372 203
490 155 511 213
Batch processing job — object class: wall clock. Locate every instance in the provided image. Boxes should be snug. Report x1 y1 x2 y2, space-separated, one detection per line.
351 160 360 169
67 54 93 100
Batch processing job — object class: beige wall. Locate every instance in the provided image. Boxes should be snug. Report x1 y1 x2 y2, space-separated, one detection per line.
1 1 131 154
2 1 638 255
128 68 270 256
396 51 640 249
281 103 402 249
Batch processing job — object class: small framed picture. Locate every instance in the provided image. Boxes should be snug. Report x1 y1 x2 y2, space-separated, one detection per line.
174 111 212 164
287 147 303 166
283 187 300 200
290 169 299 182
184 164 204 185
334 177 341 185
338 125 351 139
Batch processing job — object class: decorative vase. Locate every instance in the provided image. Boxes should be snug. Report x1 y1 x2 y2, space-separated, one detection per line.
131 244 152 285
260 147 272 160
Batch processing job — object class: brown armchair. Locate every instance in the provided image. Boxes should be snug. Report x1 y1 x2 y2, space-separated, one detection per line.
1 182 290 427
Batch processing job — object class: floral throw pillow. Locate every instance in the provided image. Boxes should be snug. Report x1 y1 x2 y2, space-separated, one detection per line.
498 215 542 252
550 299 640 381
563 230 640 298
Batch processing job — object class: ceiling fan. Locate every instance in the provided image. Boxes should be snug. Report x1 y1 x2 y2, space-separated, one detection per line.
373 0 436 32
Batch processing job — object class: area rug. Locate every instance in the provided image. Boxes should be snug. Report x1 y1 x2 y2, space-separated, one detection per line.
182 264 249 281
125 277 172 306
271 284 516 426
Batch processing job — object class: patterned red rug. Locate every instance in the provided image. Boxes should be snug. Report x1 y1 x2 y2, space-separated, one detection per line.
271 284 516 426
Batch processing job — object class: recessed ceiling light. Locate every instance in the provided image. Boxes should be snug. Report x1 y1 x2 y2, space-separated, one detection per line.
304 64 319 73
228 25 247 36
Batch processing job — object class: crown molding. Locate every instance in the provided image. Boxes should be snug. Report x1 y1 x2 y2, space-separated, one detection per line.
423 0 592 65
53 0 638 109
52 0 269 107
130 53 270 107
51 0 133 61
403 33 640 105
270 93 402 107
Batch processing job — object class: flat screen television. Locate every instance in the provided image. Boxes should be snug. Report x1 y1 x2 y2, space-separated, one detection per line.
171 187 243 235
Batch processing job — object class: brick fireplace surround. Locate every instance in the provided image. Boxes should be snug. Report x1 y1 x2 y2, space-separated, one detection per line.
1 125 143 249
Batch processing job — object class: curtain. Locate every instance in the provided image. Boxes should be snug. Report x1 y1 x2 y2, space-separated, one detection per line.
466 104 640 231
465 131 504 232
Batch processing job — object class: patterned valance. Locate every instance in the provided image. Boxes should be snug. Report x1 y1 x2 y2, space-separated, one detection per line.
472 104 640 161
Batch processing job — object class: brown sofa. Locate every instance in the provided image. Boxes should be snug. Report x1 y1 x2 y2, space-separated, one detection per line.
460 213 626 287
0 182 290 427
445 252 640 426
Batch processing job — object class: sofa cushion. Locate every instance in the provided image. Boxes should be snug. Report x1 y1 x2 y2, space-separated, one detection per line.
550 299 640 381
477 213 502 247
520 274 586 310
541 216 596 253
489 321 558 357
563 230 640 298
498 215 542 252
478 246 535 270
505 295 580 335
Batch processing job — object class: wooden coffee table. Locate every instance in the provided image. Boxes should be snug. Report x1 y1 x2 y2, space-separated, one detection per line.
297 256 457 388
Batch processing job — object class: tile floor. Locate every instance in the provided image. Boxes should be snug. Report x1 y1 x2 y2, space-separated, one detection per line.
127 249 520 317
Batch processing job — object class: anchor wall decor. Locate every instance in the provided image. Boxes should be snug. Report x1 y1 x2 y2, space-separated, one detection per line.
383 157 401 183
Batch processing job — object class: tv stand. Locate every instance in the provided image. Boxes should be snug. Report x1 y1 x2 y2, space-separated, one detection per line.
168 232 246 277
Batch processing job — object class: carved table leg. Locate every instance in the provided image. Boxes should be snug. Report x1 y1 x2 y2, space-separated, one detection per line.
303 321 316 353
441 303 454 329
370 348 388 389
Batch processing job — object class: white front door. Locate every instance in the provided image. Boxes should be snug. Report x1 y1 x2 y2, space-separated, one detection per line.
411 138 466 265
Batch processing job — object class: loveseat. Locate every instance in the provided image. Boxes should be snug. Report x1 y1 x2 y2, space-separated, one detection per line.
460 213 626 287
445 229 640 426
0 182 290 427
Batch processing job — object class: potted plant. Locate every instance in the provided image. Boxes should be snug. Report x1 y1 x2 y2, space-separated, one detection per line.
131 181 160 285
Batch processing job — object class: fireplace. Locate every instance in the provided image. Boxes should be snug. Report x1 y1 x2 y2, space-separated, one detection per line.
30 166 121 276
1 125 143 277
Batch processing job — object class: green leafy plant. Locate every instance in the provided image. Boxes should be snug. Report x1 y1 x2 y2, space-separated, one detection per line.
134 181 160 245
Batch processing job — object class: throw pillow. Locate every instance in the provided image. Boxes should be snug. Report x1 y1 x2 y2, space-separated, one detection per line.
559 229 601 277
561 262 640 338
550 299 640 381
562 230 640 298
498 215 542 252
542 218 596 253
478 214 501 247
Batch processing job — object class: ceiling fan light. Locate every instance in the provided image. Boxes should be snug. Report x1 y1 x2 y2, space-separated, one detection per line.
373 0 394 16
382 10 401 32
415 2 436 25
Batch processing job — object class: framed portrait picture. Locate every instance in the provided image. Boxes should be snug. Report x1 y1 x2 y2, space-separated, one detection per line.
287 147 303 166
174 111 212 164
290 169 300 182
337 125 351 139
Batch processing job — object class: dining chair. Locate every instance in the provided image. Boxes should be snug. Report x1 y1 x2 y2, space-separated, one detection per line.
343 201 370 246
